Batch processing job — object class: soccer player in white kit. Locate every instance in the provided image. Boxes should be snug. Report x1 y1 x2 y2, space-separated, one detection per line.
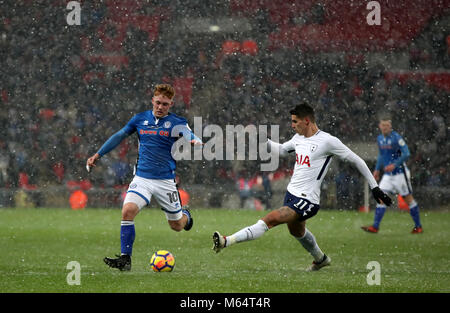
212 103 392 271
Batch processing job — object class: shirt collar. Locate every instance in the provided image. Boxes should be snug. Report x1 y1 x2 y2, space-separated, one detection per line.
151 111 169 124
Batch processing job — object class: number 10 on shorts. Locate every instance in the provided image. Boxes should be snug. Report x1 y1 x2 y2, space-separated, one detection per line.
167 191 179 203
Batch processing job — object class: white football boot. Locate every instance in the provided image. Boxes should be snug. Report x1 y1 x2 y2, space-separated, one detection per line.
306 254 331 272
212 231 226 253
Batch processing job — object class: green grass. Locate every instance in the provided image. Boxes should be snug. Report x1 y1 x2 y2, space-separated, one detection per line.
0 208 449 293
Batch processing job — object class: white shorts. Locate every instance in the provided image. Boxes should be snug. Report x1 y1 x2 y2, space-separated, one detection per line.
123 176 183 221
379 169 413 197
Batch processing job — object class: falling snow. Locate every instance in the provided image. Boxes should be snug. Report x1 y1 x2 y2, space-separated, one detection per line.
0 0 448 209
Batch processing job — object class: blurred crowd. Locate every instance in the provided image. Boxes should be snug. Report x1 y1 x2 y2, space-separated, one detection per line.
0 0 448 199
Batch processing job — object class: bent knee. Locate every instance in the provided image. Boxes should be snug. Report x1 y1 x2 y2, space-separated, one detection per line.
289 227 305 237
262 206 297 228
287 220 306 237
122 203 139 220
168 220 184 232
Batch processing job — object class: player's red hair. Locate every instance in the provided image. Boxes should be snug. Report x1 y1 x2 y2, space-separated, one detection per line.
154 84 175 99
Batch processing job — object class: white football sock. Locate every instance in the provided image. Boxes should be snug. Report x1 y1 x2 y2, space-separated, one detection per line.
296 228 324 262
226 220 269 246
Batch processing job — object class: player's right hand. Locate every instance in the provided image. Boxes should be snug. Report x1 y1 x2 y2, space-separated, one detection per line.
373 170 380 181
371 187 392 206
86 153 100 172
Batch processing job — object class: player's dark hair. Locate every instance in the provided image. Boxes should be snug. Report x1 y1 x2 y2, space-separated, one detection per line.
289 103 316 122
154 84 175 99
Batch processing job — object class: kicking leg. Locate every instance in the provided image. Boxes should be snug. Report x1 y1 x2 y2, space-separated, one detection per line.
212 206 297 253
167 207 193 232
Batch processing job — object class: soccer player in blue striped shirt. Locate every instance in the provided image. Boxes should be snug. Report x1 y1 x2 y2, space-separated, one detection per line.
86 84 202 271
361 117 423 234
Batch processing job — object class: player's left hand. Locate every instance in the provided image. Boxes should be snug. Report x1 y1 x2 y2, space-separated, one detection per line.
190 140 204 146
384 164 395 172
371 187 392 206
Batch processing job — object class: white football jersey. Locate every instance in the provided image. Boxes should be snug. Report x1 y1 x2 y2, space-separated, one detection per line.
270 130 377 205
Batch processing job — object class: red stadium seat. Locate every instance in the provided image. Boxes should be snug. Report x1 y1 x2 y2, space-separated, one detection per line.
267 0 445 52
18 173 37 190
241 40 258 55
222 40 242 55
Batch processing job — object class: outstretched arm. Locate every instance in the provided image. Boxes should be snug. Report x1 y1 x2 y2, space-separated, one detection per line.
173 124 203 145
266 139 295 157
97 128 131 156
344 152 392 206
345 152 378 189
329 137 392 206
86 127 132 171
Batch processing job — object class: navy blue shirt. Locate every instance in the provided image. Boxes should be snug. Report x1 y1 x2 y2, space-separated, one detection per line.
375 131 410 175
97 111 199 180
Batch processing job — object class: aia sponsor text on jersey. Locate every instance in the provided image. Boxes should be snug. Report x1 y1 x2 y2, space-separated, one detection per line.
296 154 311 167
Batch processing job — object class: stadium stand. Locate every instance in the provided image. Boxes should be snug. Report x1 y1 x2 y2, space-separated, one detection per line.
0 0 448 209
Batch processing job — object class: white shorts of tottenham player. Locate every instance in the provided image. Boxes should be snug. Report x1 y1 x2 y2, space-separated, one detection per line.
123 176 183 221
379 168 413 197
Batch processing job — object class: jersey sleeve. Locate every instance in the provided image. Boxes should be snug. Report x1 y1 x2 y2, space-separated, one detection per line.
326 136 353 159
267 137 295 157
172 122 203 143
374 154 383 171
394 134 410 167
121 115 139 135
374 136 382 171
327 136 378 189
96 116 137 157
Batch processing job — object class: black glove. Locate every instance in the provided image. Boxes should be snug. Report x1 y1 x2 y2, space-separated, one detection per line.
372 187 392 206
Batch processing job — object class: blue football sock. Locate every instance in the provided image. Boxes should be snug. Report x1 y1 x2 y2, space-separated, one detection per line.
408 201 422 228
182 209 191 224
120 221 135 256
373 205 386 229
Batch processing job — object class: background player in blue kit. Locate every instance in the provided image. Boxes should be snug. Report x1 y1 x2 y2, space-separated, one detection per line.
86 84 202 271
362 117 423 234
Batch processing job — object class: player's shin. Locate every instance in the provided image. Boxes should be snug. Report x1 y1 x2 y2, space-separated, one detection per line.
226 219 269 246
408 201 422 228
120 220 135 256
295 228 324 263
373 204 386 229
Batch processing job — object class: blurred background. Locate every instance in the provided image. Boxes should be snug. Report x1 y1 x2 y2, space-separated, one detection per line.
0 0 448 211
